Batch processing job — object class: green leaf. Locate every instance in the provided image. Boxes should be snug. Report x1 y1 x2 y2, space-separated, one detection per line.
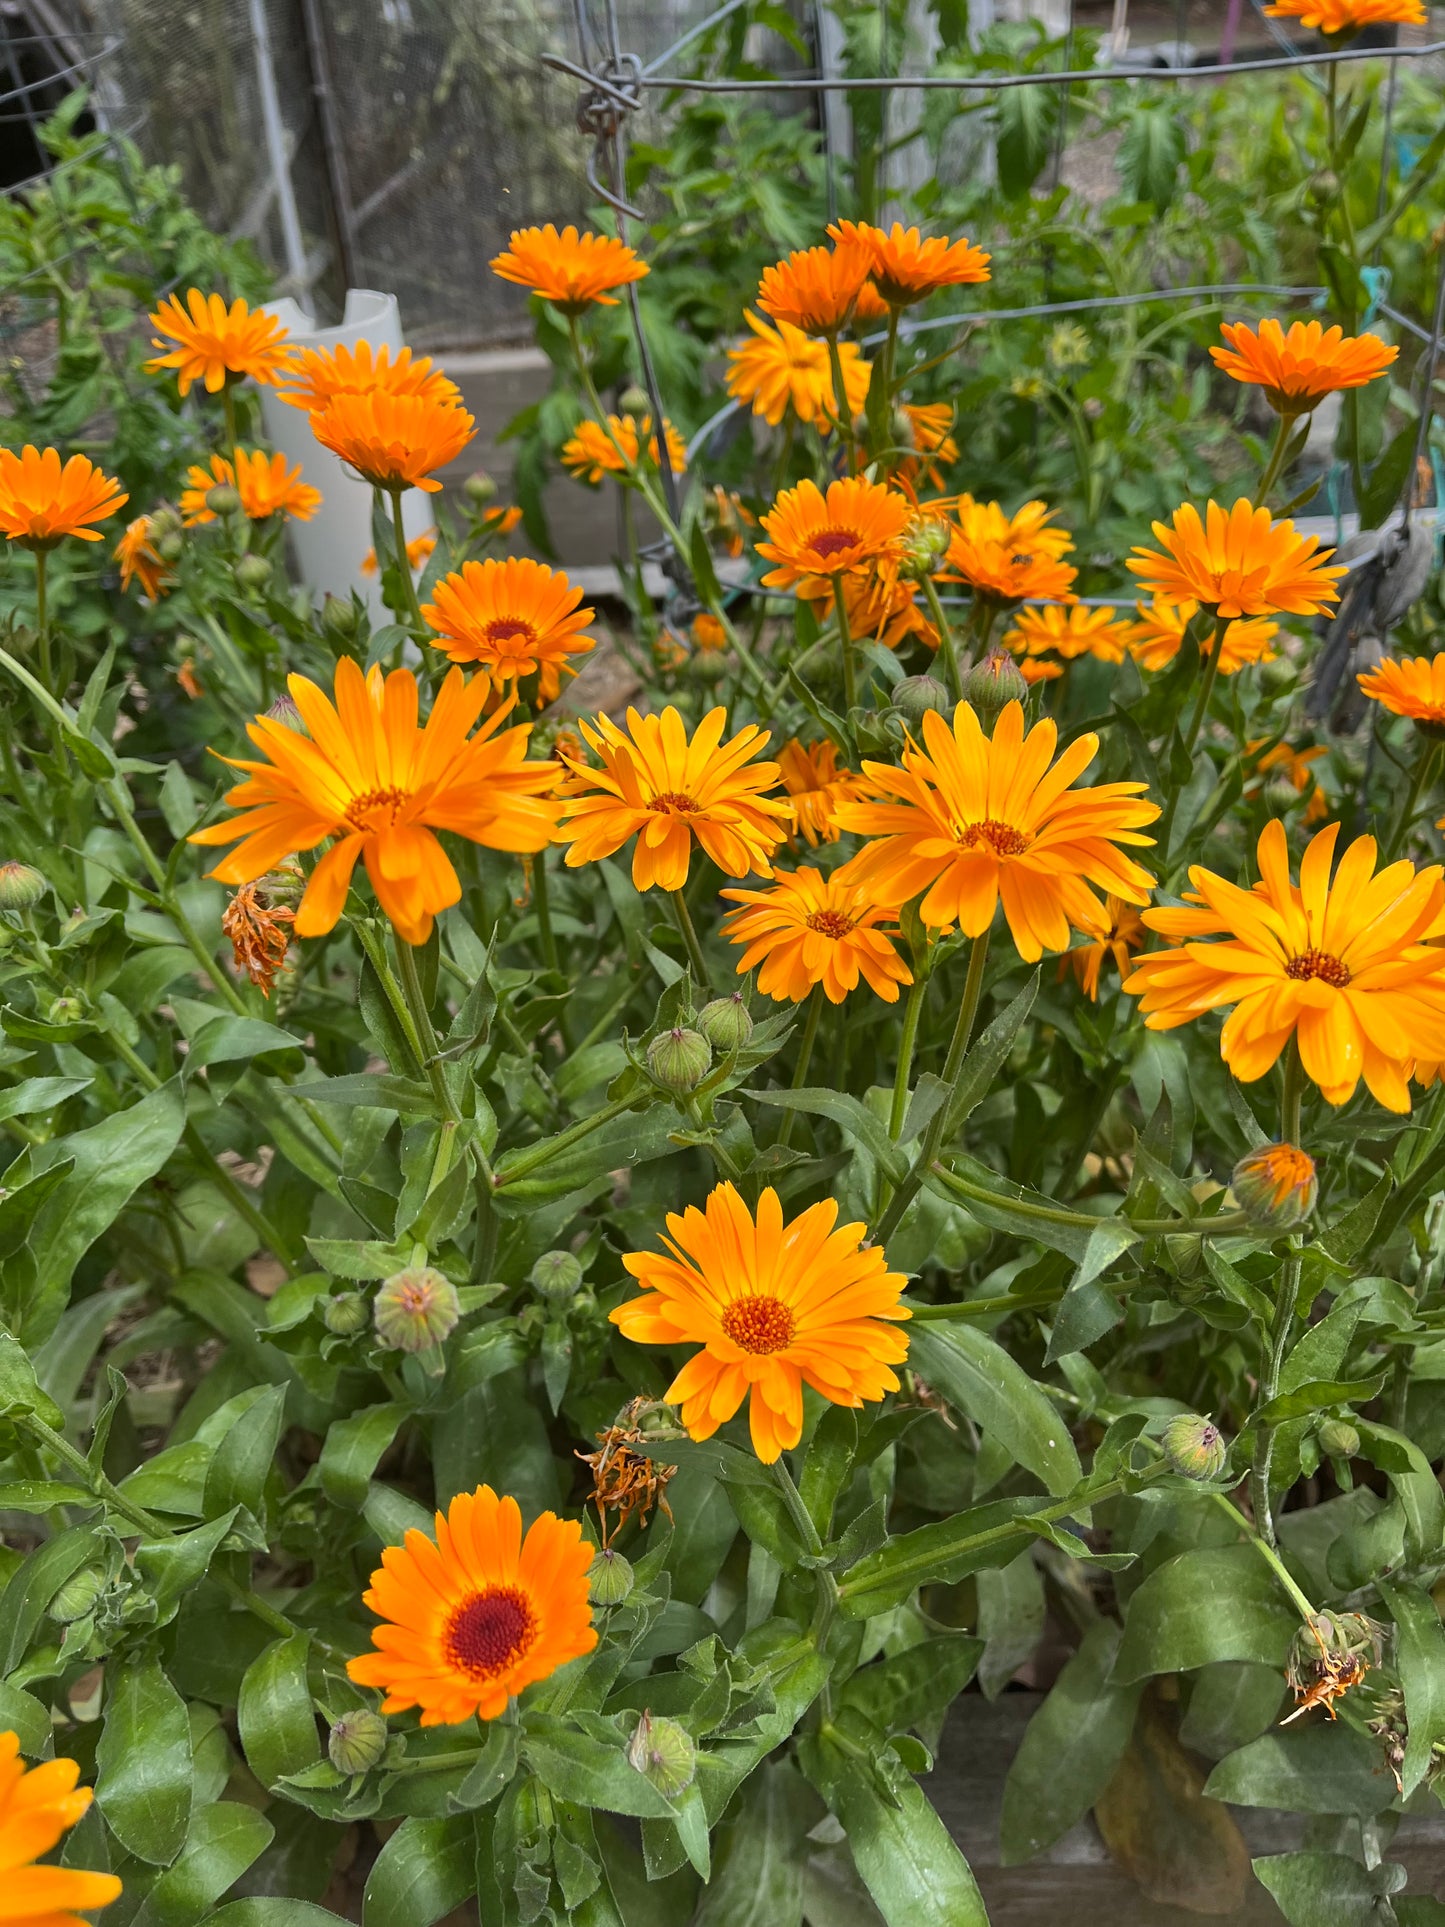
238 1634 320 1791
1379 1579 1445 1799
941 971 1039 1138
362 1816 477 1927
0 1525 94 1672
1203 1720 1395 1815
842 1635 983 1737
907 1325 1081 1496
1356 1420 1445 1562
0 1328 65 1429
1117 103 1186 210
1113 1545 1297 1683
1358 422 1418 531
204 1382 286 1520
0 1077 91 1123
0 1683 52 1758
184 1016 305 1077
522 1717 676 1819
208 1905 353 1927
318 1403 409 1509
129 1803 274 1927
444 1721 518 1812
976 1552 1045 1699
995 84 1056 198
694 1759 812 1927
1252 1851 1401 1927
745 1087 907 1185
95 1652 193 1865
134 1510 241 1628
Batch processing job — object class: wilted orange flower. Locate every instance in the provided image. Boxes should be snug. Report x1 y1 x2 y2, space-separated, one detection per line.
114 515 173 599
940 494 1077 606
361 528 438 578
1128 500 1345 620
190 657 562 946
560 415 688 484
489 224 647 312
1126 595 1279 675
422 557 595 703
777 738 867 845
756 240 882 334
0 1728 122 1927
1357 655 1445 731
828 220 991 306
803 569 936 652
309 390 475 493
177 659 203 700
692 612 728 652
757 475 911 591
180 449 321 525
1248 739 1329 823
557 706 789 892
725 311 870 429
0 446 126 547
1211 320 1397 414
577 1401 676 1546
146 289 291 396
896 402 958 487
278 340 460 412
1005 603 1132 665
721 867 912 1005
836 701 1158 961
1264 0 1424 29
222 873 297 997
612 1182 910 1462
1125 818 1445 1111
1062 896 1146 999
347 1484 596 1725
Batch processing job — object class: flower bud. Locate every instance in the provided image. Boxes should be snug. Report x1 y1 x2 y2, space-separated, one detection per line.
1163 1413 1228 1481
327 1708 389 1775
892 673 949 722
50 1567 106 1624
530 1249 584 1301
618 384 651 420
587 1548 635 1605
688 649 729 683
966 649 1027 715
647 1026 712 1093
234 553 272 591
322 1291 369 1334
320 593 359 641
150 506 183 543
1310 168 1340 203
1318 1418 1360 1460
205 484 241 517
155 529 185 563
373 1266 461 1353
1231 1143 1317 1233
697 994 753 1053
897 512 951 581
266 692 305 732
46 995 85 1025
1259 656 1295 694
627 1712 696 1798
0 861 46 910
1263 777 1303 816
463 470 499 505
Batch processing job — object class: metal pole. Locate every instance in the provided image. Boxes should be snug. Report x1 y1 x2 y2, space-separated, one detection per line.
245 0 309 296
298 0 360 294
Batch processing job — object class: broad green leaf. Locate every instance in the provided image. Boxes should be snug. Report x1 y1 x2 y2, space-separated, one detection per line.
95 1652 193 1865
238 1634 320 1791
203 1383 286 1520
908 1325 1081 1496
208 1905 353 1927
134 1511 241 1627
1113 1545 1297 1682
0 1681 54 1757
1253 1851 1401 1927
184 1016 305 1077
522 1717 675 1819
318 1403 409 1509
745 1088 907 1185
694 1759 812 1927
362 1816 477 1927
0 1328 65 1429
976 1552 1044 1699
841 1635 983 1737
0 1076 91 1123
129 1802 274 1927
1379 1579 1445 1799
0 1525 94 1673
31 1281 145 1409
1177 1662 1284 1760
1203 1720 1395 1815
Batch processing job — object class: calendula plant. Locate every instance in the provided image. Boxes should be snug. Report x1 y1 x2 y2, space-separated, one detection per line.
1 7 1445 1925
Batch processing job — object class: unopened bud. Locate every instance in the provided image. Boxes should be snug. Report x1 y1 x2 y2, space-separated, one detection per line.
891 406 917 451
587 1548 635 1605
50 1567 105 1624
1318 1418 1360 1460
46 995 85 1025
320 593 359 640
897 513 951 581
150 506 183 543
1164 1232 1203 1282
1231 1143 1317 1233
530 1249 584 1301
327 1708 389 1775
462 470 499 505
1310 169 1340 203
966 649 1027 714
627 1712 696 1798
647 1026 711 1093
698 994 753 1053
892 673 949 722
205 484 241 517
1263 777 1303 815
266 691 305 731
618 385 651 420
0 861 45 910
1163 1413 1228 1481
373 1266 461 1353
323 1291 369 1334
155 529 185 562
234 553 272 591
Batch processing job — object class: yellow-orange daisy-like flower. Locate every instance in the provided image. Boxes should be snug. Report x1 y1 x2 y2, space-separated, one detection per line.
1128 500 1345 620
756 240 883 334
0 446 126 548
1019 659 1063 685
190 657 562 946
1005 603 1132 665
612 1182 910 1462
827 220 991 307
114 514 173 600
724 311 871 430
309 390 475 494
802 569 936 652
0 1729 122 1927
560 415 688 485
721 867 912 1005
757 476 912 591
777 738 867 846
940 494 1077 606
1211 320 1397 415
362 529 439 578
692 611 728 652
557 706 789 893
346 1484 596 1726
1125 819 1445 1112
146 290 291 396
1264 0 1425 31
278 340 460 412
835 701 1159 961
1357 655 1445 732
422 557 595 703
489 224 647 313
896 402 958 487
1062 895 1146 1000
1125 595 1279 675
180 449 322 526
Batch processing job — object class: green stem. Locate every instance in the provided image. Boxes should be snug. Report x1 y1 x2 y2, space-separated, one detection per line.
920 572 962 703
669 888 711 993
1384 739 1440 863
222 383 240 456
926 1158 1252 1240
825 333 856 470
882 307 900 406
1183 614 1230 757
1209 1491 1317 1623
833 574 858 716
34 549 51 695
532 849 559 974
388 487 426 638
888 970 928 1139
777 986 824 1152
395 933 461 1126
771 1455 837 1667
494 1095 637 1188
1250 1041 1306 1545
1256 412 1298 507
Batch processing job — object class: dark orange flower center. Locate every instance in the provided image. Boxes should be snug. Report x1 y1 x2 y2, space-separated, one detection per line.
1285 948 1351 988
345 785 411 831
721 1293 796 1354
805 908 855 939
960 818 1030 858
485 617 538 648
444 1586 538 1680
651 791 700 815
808 527 861 560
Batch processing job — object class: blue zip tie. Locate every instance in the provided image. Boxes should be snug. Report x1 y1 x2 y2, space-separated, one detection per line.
1327 461 1345 547
1360 265 1391 331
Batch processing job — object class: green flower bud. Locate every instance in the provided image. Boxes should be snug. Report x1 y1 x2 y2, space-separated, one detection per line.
647 1026 712 1093
1318 1418 1360 1460
530 1249 584 1301
897 511 951 581
50 1567 106 1624
46 995 85 1025
1263 777 1304 816
627 1712 696 1798
1231 1143 1317 1233
688 649 729 683
966 649 1027 715
0 861 46 910
892 674 949 722
1163 1232 1203 1283
150 506 183 543
1310 168 1341 203
266 692 305 731
373 1266 461 1353
320 593 359 640
234 553 272 591
587 1548 635 1605
618 385 651 420
205 484 241 517
462 470 499 505
327 1708 389 1775
155 529 185 563
322 1291 369 1335
1163 1413 1228 1481
697 994 753 1053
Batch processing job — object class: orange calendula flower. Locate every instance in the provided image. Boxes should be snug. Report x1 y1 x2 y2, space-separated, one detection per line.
1126 595 1279 675
1128 500 1345 620
940 495 1077 606
309 390 475 493
1125 818 1445 1112
278 340 461 412
835 701 1159 961
612 1182 910 1462
222 873 297 997
692 611 728 653
725 311 871 430
146 289 291 396
422 557 595 703
0 1728 122 1927
1005 603 1132 665
558 706 789 893
828 220 991 307
560 415 688 485
361 528 439 577
721 866 913 1005
1211 319 1397 415
1264 0 1424 30
189 658 562 946
1357 655 1445 734
347 1484 596 1726
756 240 882 334
896 401 958 487
777 738 867 846
114 515 173 599
489 224 647 312
800 569 936 653
757 476 912 591
0 446 126 547
1062 895 1146 1000
180 449 322 525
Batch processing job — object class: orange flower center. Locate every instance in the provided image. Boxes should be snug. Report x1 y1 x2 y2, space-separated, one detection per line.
444 1586 538 1680
345 785 412 831
805 908 856 939
485 617 538 649
808 527 861 560
1285 948 1350 988
959 818 1030 858
721 1294 796 1355
651 791 700 815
